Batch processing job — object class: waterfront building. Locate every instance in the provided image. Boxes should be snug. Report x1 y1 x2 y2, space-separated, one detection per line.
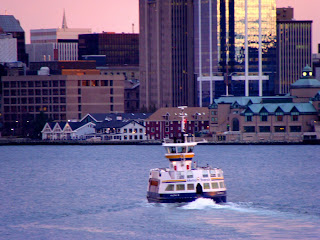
145 107 209 140
41 112 151 141
208 67 320 142
78 32 139 66
95 120 147 141
80 113 151 126
139 0 196 109
1 71 124 136
0 15 28 64
41 121 96 140
277 8 312 94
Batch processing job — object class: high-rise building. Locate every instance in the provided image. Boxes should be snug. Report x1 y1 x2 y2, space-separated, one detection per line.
276 7 293 21
0 15 28 64
78 32 139 66
0 34 17 63
220 0 276 97
277 8 312 94
139 0 196 110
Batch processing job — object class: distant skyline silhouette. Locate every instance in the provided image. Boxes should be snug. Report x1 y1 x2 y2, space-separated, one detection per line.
1 0 319 52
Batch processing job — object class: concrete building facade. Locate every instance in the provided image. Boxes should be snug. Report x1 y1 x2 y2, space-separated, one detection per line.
1 73 124 136
139 0 196 109
277 19 312 94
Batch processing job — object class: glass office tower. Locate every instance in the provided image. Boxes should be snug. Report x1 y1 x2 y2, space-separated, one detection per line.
218 0 277 96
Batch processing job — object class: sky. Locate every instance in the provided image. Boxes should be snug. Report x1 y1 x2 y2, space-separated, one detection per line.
1 0 320 52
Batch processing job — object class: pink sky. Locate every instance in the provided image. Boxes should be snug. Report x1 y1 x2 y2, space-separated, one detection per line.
1 0 320 52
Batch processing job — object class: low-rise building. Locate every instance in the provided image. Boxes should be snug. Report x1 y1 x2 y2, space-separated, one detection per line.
95 120 146 141
209 67 320 142
145 107 210 140
41 121 96 140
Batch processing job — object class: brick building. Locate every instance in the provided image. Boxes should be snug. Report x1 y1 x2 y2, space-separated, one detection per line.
145 107 209 140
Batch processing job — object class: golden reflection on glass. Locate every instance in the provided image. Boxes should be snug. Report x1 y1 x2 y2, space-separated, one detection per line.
218 0 276 71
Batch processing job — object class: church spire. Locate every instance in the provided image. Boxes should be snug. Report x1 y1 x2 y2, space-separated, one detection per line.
62 9 68 29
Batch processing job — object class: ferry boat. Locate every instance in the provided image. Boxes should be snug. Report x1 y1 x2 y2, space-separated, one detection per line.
147 107 227 203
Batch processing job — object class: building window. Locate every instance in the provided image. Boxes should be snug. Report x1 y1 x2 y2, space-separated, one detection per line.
291 115 299 121
260 114 268 122
124 129 127 133
245 115 252 122
274 126 286 132
244 126 255 132
165 127 169 132
290 126 301 132
259 126 270 132
276 115 283 121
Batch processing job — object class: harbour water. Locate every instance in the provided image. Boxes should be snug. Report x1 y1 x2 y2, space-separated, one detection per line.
0 144 319 239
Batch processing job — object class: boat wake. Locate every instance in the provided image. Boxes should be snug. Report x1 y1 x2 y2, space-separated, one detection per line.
181 198 225 210
180 198 300 218
181 198 263 214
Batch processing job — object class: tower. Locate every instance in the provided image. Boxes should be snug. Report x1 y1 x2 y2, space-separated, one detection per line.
195 0 277 104
277 8 312 94
62 9 68 30
139 0 196 110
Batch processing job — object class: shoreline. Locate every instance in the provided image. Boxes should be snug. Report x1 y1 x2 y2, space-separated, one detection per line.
0 139 319 146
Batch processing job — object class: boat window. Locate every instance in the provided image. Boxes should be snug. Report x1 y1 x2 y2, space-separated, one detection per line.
168 147 176 153
202 170 209 178
187 184 194 190
210 170 216 177
177 147 186 153
187 171 193 178
176 184 185 191
219 182 225 189
203 183 210 189
165 184 174 191
211 182 219 189
150 180 158 186
176 171 185 179
187 146 194 153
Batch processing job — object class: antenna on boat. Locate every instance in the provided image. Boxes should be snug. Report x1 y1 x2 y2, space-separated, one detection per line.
178 106 188 142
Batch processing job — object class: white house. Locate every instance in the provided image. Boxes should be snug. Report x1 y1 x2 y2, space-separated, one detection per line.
41 122 96 140
95 120 147 141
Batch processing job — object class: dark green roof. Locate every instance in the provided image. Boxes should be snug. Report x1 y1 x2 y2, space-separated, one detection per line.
243 103 316 114
291 78 320 88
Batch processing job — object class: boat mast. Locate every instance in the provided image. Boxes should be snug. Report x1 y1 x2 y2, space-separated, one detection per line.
178 106 188 142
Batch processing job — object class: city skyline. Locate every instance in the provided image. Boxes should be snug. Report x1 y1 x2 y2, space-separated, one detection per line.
1 0 320 52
